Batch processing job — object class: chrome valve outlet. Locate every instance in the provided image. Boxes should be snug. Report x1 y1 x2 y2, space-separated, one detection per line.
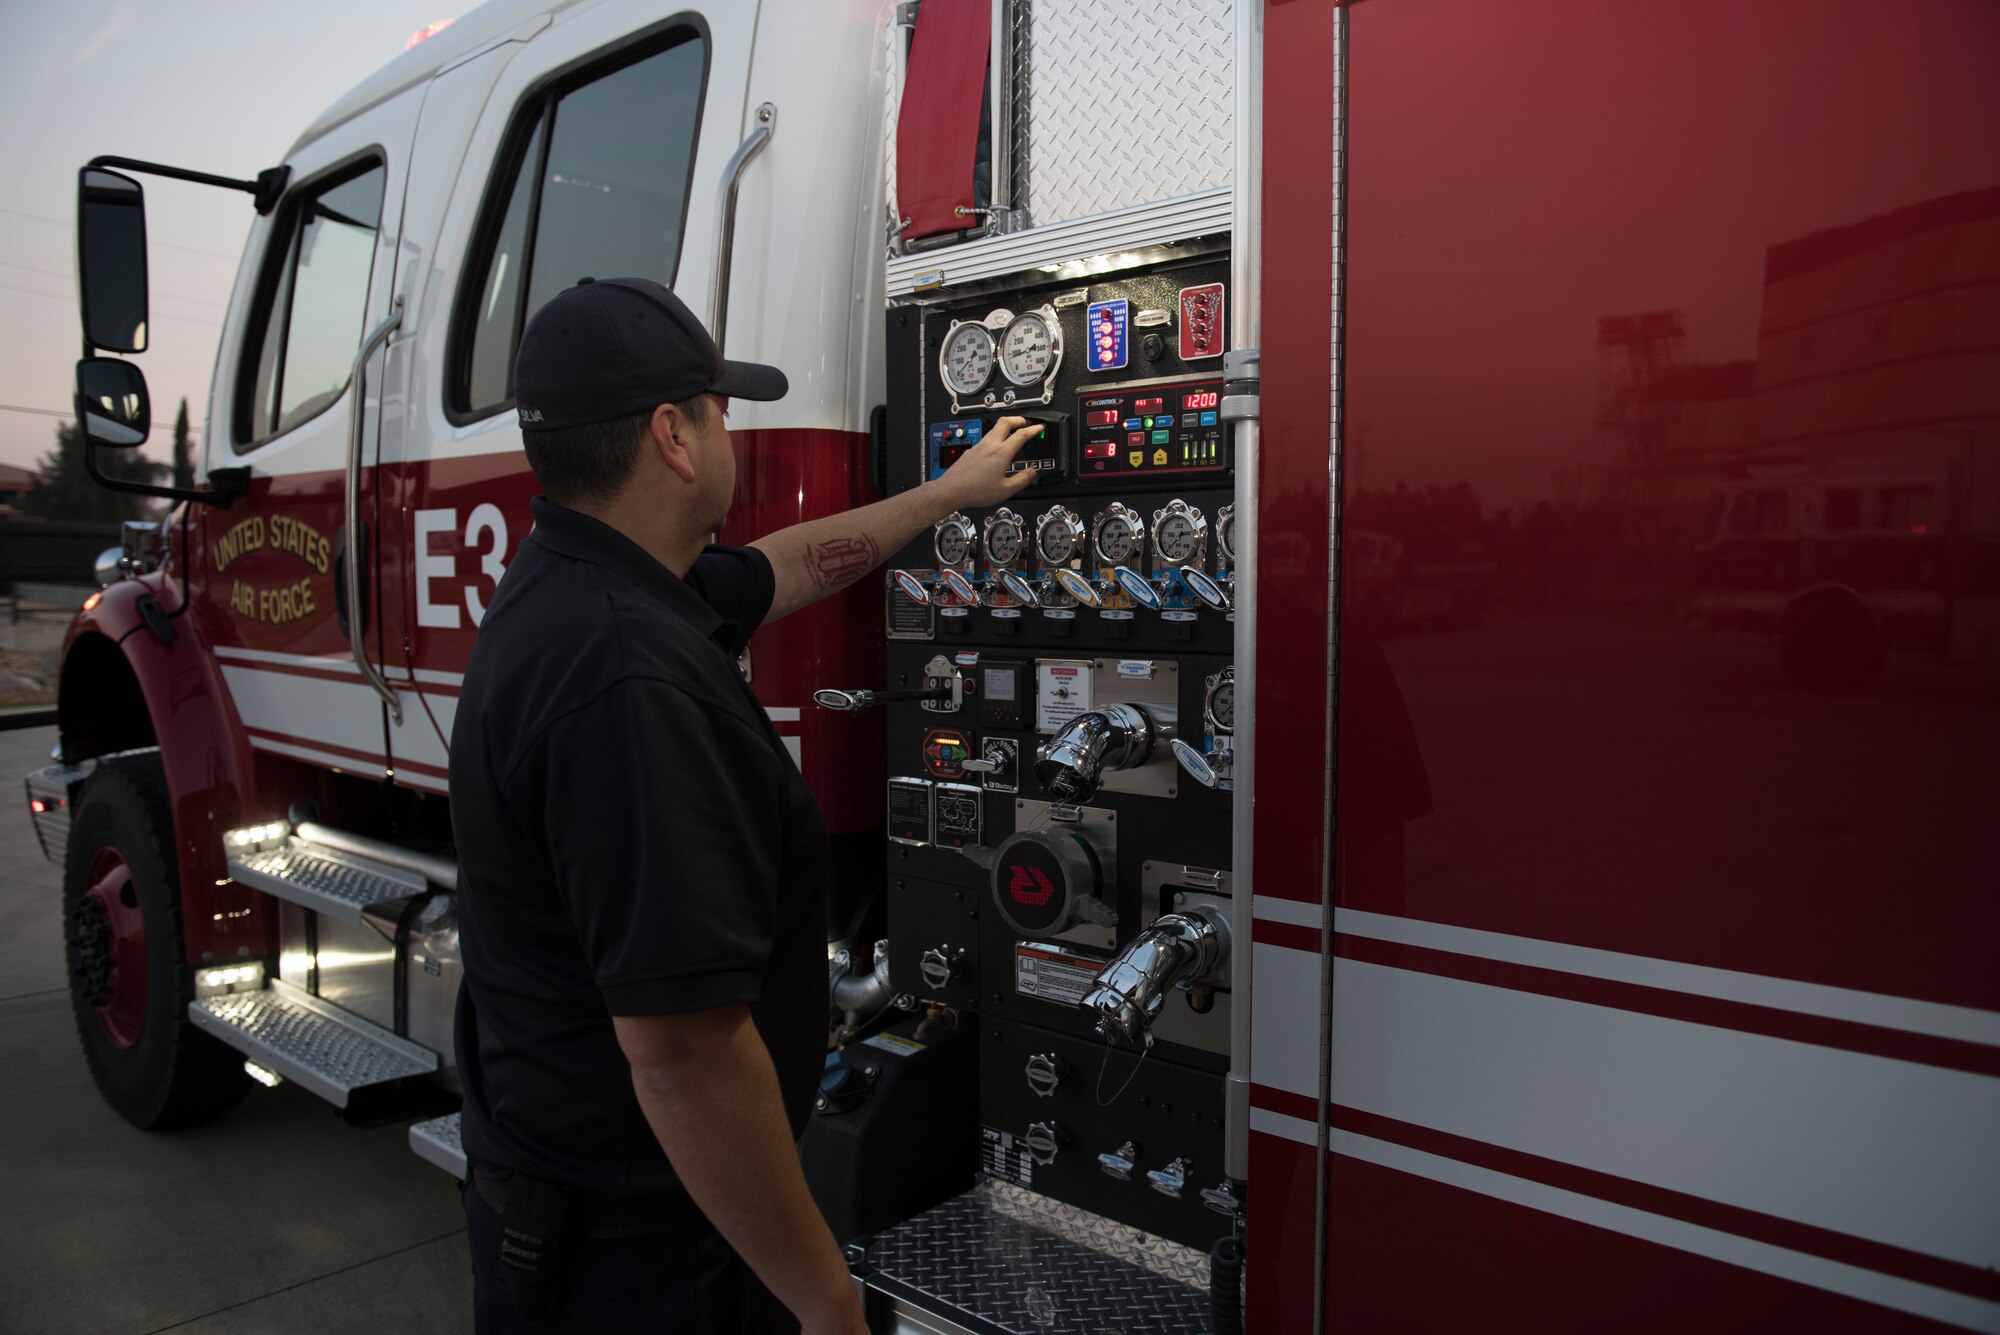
1080 906 1232 1049
1033 703 1165 804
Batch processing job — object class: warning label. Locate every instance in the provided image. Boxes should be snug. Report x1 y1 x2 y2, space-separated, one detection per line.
860 1032 925 1057
1015 943 1103 1006
1036 660 1093 734
982 1125 1034 1186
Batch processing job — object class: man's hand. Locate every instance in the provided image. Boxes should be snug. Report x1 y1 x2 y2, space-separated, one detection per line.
750 414 1042 622
933 415 1043 511
614 1007 868 1335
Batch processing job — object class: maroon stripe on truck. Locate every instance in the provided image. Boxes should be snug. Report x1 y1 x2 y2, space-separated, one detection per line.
1330 1104 2000 1305
1251 918 1323 953
1321 1145 1973 1332
1334 933 2000 1079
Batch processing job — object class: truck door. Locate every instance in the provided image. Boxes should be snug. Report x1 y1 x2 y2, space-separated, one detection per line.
381 1 760 793
200 86 424 782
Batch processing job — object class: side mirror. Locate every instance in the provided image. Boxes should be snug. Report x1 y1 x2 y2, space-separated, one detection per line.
77 167 150 353
75 357 151 448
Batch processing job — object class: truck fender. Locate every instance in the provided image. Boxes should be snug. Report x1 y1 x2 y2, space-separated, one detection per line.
58 573 274 968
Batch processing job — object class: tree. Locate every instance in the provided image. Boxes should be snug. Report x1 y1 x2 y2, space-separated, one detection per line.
21 420 168 523
171 398 195 491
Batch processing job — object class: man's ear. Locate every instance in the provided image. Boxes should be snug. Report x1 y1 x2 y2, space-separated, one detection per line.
650 403 698 485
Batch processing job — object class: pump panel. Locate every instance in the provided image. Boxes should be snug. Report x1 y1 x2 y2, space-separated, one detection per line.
849 252 1238 1255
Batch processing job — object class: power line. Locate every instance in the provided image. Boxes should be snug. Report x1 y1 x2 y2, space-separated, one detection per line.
0 402 188 438
0 280 221 328
0 259 227 308
0 206 238 260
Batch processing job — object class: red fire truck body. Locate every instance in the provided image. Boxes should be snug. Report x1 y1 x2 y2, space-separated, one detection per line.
32 1 1999 1331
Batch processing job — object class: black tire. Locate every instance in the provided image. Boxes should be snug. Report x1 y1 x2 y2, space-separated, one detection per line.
63 752 248 1129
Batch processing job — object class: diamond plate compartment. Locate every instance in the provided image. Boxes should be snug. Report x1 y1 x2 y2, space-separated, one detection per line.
228 838 426 924
190 979 436 1107
863 1181 1210 1335
1012 0 1234 228
410 1112 466 1179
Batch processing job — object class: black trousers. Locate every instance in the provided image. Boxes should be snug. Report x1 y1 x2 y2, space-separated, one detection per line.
462 1177 793 1333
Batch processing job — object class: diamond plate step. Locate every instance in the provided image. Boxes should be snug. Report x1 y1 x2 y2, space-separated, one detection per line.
410 1112 466 1179
862 1181 1209 1335
228 837 427 924
190 978 438 1107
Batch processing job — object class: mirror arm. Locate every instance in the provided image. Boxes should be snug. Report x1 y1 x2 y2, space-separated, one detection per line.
80 436 246 510
86 155 290 215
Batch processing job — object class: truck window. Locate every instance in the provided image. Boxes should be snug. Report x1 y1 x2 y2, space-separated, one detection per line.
1727 489 1788 537
1877 485 1935 533
454 31 707 419
239 161 387 448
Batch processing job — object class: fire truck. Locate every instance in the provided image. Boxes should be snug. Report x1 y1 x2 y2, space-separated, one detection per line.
28 1 2000 1330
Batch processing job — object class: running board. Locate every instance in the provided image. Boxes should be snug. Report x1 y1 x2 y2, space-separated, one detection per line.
227 836 428 924
190 978 438 1107
410 1112 466 1179
856 1180 1211 1335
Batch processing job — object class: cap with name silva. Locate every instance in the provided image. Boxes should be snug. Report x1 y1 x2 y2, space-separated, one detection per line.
513 276 788 432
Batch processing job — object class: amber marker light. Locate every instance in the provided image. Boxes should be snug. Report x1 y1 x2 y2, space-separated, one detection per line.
407 17 454 49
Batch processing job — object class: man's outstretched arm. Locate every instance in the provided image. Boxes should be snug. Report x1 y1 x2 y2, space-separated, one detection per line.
750 416 1043 623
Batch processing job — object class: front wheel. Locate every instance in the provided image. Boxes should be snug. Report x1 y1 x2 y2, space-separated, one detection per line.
63 752 247 1128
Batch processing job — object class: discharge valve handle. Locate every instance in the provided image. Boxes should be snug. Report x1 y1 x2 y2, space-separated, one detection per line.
812 686 953 712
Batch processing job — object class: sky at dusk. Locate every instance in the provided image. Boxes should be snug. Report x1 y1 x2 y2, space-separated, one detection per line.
0 0 470 473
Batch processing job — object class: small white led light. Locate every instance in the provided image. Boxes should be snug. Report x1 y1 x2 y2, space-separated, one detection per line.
243 1061 283 1088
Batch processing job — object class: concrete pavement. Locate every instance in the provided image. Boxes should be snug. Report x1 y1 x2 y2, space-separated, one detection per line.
0 726 473 1334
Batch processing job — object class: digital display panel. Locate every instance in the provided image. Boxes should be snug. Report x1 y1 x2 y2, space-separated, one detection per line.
1074 380 1227 482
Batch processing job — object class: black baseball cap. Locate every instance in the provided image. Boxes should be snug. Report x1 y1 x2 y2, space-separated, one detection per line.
513 276 788 432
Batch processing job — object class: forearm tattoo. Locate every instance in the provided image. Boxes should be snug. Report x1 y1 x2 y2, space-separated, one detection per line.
802 533 882 591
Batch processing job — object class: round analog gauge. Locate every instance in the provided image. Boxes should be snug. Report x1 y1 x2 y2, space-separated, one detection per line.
1216 505 1236 562
1207 678 1236 733
1036 509 1082 564
934 517 974 567
1156 512 1201 564
985 515 1024 567
939 323 995 397
1095 514 1140 566
999 311 1058 387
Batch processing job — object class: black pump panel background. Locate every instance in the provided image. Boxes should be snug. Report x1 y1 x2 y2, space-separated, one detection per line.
877 252 1235 1242
885 257 1233 501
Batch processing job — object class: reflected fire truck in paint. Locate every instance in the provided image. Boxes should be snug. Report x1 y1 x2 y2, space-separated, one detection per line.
29 2 2000 1331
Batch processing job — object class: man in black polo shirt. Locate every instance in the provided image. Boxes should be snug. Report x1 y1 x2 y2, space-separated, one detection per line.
449 276 1039 1333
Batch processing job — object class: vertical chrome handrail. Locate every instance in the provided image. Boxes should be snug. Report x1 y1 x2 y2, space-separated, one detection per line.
1225 0 1263 1191
345 296 403 724
705 103 777 352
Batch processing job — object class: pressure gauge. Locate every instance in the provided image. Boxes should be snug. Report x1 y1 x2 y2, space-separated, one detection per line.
1205 666 1236 735
999 310 1059 387
1092 503 1147 568
983 508 1026 568
933 513 976 569
939 322 995 398
1152 499 1207 566
1215 503 1236 564
1035 505 1085 566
